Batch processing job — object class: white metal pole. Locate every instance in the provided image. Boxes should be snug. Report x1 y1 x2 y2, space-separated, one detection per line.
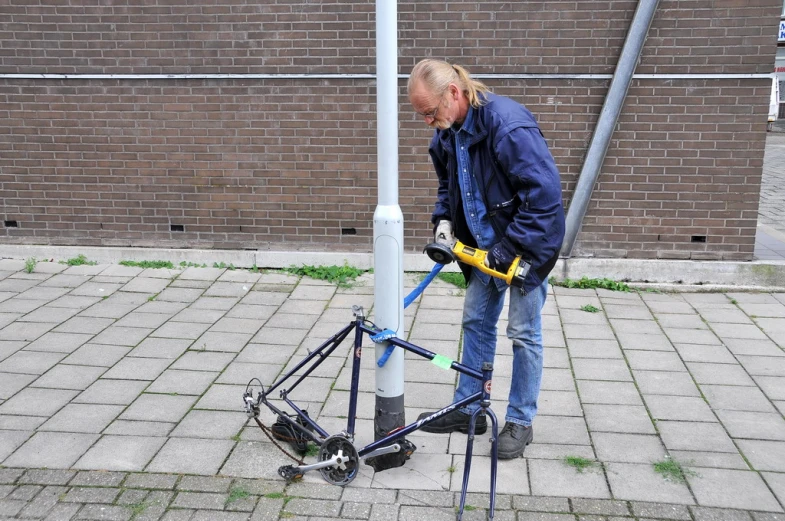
372 0 405 447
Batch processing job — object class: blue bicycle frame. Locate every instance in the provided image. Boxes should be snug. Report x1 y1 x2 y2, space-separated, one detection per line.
244 307 499 521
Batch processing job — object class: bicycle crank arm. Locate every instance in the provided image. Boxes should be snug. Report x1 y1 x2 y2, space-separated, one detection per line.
294 454 347 474
361 444 400 460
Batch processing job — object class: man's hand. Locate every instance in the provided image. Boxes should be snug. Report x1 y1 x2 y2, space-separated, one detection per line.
434 220 454 247
484 237 517 273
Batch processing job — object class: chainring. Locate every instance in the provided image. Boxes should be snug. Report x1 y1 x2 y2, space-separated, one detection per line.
317 435 359 486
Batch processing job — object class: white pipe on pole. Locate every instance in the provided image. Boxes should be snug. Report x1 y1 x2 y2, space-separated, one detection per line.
372 0 406 450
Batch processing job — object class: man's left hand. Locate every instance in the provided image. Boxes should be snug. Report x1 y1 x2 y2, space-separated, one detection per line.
484 238 517 273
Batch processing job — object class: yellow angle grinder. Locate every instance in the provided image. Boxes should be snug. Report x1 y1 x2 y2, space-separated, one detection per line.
424 240 531 288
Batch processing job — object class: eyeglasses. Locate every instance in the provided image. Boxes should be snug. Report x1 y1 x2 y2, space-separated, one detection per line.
416 93 445 120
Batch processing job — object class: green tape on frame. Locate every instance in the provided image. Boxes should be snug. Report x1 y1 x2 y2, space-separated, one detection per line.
431 354 453 370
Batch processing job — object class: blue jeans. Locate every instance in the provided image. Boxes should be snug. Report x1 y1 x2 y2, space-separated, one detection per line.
455 273 548 427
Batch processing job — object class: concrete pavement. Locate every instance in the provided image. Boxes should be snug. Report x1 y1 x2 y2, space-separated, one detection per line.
0 258 784 520
757 132 785 261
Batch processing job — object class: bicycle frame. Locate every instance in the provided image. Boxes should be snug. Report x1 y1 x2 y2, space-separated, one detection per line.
244 306 499 521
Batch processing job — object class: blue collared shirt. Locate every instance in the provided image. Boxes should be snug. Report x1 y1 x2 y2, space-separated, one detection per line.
453 107 504 289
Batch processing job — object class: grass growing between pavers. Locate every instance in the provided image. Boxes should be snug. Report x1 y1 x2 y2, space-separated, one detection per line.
437 271 467 289
226 486 251 504
283 263 369 287
180 261 208 268
128 501 147 519
580 304 600 313
265 492 295 506
305 443 319 457
120 260 176 269
551 277 631 292
61 254 98 266
653 458 694 483
24 257 36 273
564 455 599 473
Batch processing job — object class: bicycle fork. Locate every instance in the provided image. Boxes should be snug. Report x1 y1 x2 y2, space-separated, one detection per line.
457 361 498 521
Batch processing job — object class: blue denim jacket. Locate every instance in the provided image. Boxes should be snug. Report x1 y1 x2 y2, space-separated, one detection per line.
428 93 565 293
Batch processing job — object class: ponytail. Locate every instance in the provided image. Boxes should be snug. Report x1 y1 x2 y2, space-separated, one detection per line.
450 64 489 108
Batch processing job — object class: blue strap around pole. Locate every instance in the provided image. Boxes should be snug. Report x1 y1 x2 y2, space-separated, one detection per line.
376 263 444 367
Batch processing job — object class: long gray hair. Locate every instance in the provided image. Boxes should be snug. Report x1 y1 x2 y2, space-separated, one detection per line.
407 59 489 108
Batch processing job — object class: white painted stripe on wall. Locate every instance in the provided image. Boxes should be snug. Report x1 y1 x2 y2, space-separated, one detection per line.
0 73 773 80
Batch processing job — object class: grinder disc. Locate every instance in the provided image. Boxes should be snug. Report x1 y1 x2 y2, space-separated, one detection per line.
423 242 456 265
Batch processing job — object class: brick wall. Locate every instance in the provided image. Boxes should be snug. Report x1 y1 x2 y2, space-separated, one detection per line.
0 1 780 259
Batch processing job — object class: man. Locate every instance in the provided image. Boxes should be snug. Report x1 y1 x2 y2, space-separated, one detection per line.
408 59 565 459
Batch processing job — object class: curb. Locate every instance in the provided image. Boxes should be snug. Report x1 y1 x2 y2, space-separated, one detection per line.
2 244 785 288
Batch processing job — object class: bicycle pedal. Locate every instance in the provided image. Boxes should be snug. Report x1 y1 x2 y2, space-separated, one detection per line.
401 439 417 460
277 465 304 482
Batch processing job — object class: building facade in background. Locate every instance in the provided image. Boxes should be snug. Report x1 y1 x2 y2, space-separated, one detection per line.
776 0 785 117
0 1 779 260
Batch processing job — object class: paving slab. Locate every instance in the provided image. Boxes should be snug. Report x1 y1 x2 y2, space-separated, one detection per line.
583 404 657 435
2 432 98 468
656 421 738 453
0 387 79 417
576 380 644 406
528 459 610 499
565 338 624 358
121 394 197 423
672 343 739 364
74 436 167 472
616 332 676 351
644 395 718 422
169 410 247 439
592 433 667 463
686 468 783 512
701 385 777 413
687 362 757 386
61 343 132 367
146 438 234 475
90 326 154 347
0 373 37 400
128 337 193 359
101 357 172 380
572 358 632 381
668 450 750 470
633 370 702 397
30 364 106 390
736 440 785 472
38 403 124 433
0 321 59 342
146 369 217 395
762 472 785 508
715 410 785 441
0 430 32 462
604 462 694 504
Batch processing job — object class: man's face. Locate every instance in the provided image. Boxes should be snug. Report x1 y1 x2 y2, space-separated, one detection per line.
410 82 455 130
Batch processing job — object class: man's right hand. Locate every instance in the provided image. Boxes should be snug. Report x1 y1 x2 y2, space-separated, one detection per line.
435 220 454 247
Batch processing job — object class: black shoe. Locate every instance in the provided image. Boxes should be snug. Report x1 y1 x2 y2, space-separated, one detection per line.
416 409 487 434
497 422 533 459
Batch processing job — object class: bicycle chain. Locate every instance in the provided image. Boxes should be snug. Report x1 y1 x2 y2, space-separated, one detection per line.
252 416 305 466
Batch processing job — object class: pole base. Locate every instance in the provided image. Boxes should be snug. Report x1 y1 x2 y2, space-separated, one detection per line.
365 439 417 471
